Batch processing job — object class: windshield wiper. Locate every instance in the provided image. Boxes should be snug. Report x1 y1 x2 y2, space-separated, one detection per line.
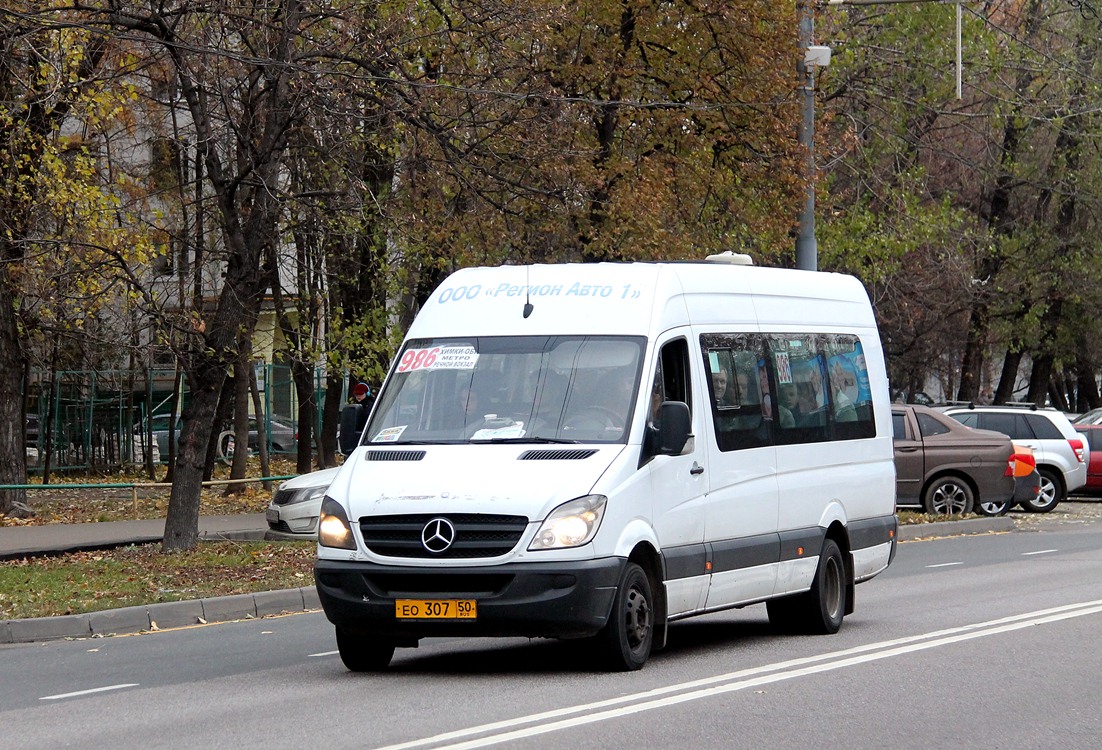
471 436 582 444
374 440 457 446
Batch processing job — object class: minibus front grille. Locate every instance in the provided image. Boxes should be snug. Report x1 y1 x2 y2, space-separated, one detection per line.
358 513 529 559
365 450 427 461
518 449 597 461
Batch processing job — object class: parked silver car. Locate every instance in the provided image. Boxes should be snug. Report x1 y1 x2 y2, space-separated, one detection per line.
941 404 1088 512
265 466 339 540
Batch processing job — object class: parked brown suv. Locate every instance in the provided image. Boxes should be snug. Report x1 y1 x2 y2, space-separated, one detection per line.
893 404 1016 516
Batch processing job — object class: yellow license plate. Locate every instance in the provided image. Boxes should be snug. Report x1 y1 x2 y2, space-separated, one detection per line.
395 599 477 620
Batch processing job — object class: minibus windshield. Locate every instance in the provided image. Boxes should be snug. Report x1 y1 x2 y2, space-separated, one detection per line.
364 336 645 445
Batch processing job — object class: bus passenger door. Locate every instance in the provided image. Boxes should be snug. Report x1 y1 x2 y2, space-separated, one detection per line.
699 333 780 609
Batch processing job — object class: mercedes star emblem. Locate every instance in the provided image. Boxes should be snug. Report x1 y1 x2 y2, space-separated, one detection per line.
421 518 456 553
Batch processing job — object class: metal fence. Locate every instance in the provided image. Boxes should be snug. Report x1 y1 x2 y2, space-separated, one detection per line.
23 365 336 473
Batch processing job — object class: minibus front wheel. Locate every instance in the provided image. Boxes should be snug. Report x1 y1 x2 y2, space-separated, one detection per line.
336 627 396 672
598 562 655 671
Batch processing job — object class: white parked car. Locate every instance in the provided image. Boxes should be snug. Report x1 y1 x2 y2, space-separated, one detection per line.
941 404 1088 512
265 467 340 540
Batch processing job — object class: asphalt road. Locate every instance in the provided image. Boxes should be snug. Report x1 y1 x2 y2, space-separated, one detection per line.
4 514 1101 749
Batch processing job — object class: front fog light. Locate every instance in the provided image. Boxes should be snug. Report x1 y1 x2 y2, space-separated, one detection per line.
318 497 356 550
529 495 607 550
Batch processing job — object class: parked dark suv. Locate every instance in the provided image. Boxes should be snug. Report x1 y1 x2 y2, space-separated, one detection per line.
893 404 1016 516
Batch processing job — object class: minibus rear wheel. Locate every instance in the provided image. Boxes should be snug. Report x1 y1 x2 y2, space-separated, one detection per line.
598 562 654 671
767 538 845 635
336 627 395 672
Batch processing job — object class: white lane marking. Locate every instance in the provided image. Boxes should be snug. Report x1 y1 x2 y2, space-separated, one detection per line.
374 599 1102 750
1023 549 1057 556
310 650 339 658
925 562 964 568
40 683 139 701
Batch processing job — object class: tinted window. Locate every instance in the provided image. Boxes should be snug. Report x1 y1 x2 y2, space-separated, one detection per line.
701 333 769 451
952 412 979 428
1077 429 1097 450
977 412 1025 439
643 338 693 460
1024 414 1063 440
701 332 876 451
771 334 830 445
892 413 908 439
652 338 691 416
821 334 875 439
917 413 951 437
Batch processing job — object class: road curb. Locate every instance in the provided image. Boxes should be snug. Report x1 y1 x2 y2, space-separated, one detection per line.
0 517 1029 645
897 516 1016 541
0 586 322 644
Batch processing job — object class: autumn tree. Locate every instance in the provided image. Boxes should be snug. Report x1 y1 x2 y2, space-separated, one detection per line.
0 5 166 516
820 0 1102 404
378 0 805 283
56 0 319 549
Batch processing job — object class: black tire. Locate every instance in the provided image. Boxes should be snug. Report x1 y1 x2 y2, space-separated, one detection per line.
766 596 802 633
335 627 395 672
923 476 974 515
1022 468 1063 513
598 562 655 671
767 538 846 635
974 496 1013 517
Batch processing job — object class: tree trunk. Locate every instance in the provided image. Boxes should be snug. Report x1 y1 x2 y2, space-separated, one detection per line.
205 373 236 482
959 0 1044 406
163 378 222 550
957 306 986 402
292 358 316 474
249 363 271 490
0 271 28 516
1076 367 1099 413
320 370 343 468
994 349 1022 405
225 345 251 494
1026 352 1053 407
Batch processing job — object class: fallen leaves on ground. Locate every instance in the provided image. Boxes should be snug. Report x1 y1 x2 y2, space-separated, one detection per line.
0 541 316 620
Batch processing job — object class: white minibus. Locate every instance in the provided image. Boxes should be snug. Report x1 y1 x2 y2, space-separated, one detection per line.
316 256 897 671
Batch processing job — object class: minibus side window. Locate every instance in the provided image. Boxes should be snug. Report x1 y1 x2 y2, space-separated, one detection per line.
642 339 692 462
821 334 876 440
656 338 691 410
769 333 875 444
700 334 770 451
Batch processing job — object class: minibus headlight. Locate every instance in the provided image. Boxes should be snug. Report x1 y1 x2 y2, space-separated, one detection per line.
318 497 356 550
529 495 607 550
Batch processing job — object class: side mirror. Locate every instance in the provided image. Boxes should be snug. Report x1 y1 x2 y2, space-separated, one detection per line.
654 401 692 456
338 404 364 456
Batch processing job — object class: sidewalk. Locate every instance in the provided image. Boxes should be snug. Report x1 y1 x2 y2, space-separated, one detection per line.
0 514 321 645
0 512 1024 645
0 513 270 560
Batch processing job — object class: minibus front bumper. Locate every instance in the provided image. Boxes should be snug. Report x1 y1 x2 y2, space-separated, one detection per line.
314 557 626 641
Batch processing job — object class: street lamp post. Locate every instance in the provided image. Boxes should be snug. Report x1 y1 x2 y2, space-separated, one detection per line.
796 2 831 272
798 0 963 271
